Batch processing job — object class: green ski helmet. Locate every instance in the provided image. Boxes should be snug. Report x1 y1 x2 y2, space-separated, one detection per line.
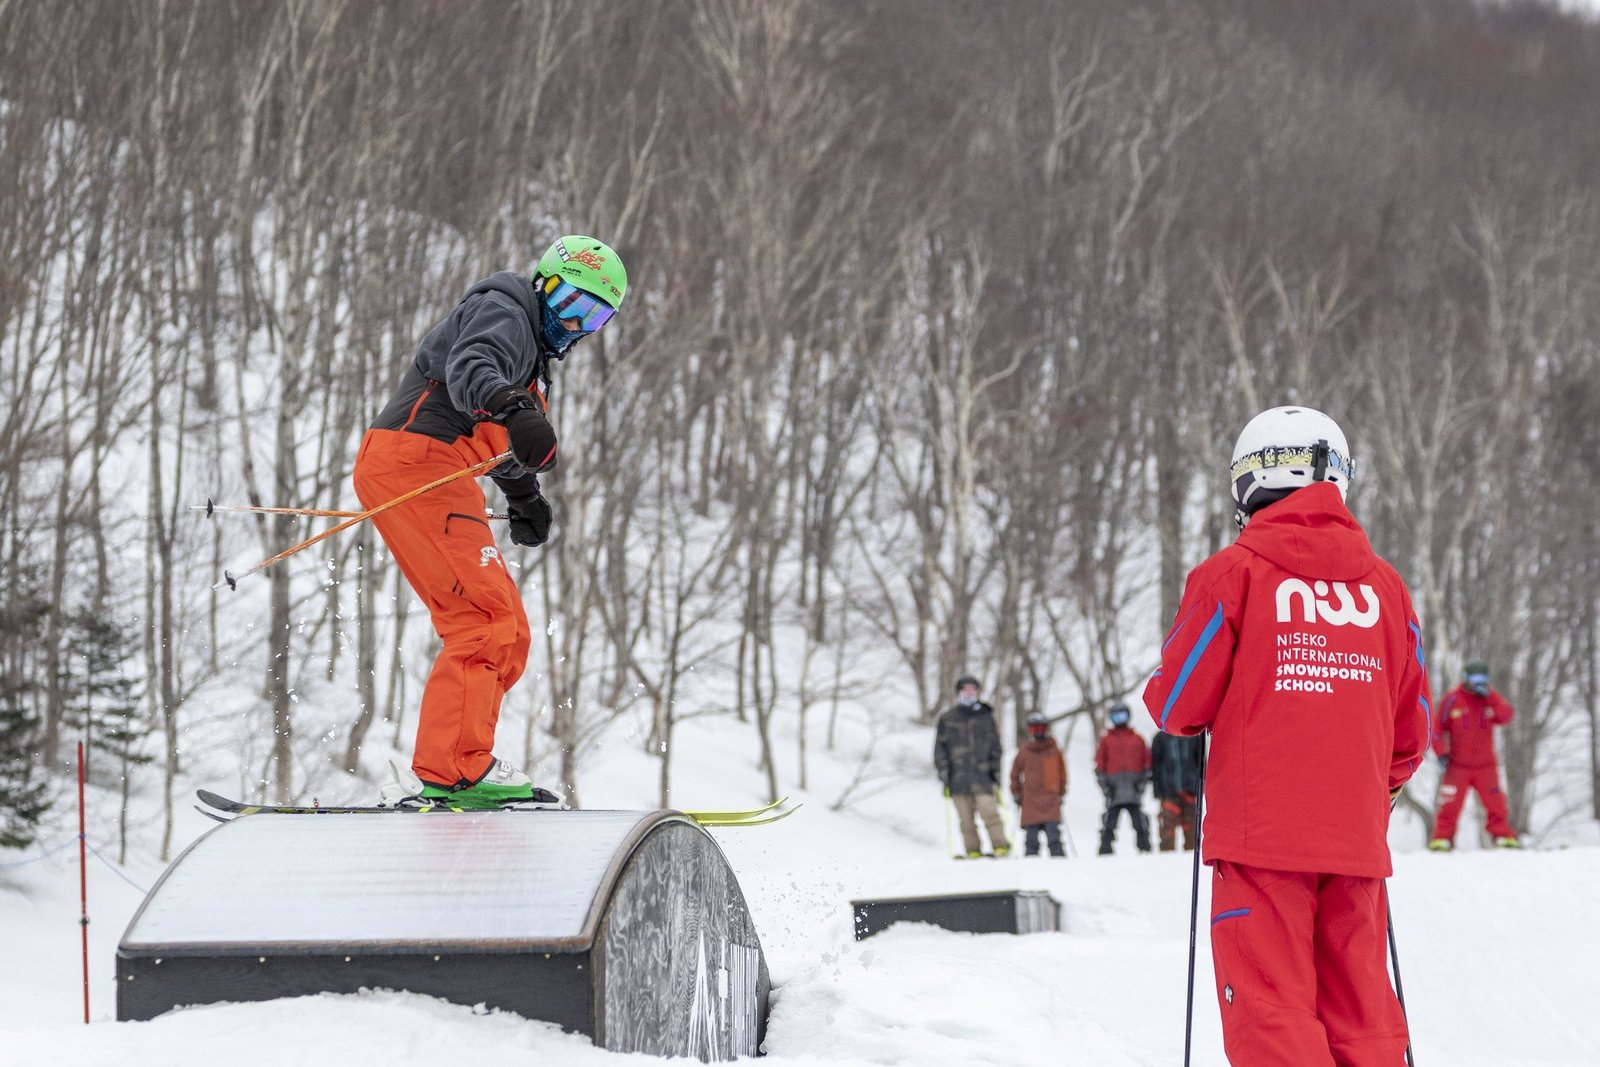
536 235 628 309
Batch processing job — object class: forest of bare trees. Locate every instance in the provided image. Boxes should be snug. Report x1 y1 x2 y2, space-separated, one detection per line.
2 0 1597 854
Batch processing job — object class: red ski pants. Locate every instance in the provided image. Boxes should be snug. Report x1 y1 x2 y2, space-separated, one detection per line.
1430 762 1515 842
352 429 531 789
1210 861 1408 1067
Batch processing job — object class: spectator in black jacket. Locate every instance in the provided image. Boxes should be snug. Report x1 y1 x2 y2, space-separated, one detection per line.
1151 731 1204 852
934 675 1010 858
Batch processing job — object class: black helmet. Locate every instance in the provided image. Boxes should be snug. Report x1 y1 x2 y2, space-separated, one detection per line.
1108 703 1132 727
954 675 981 694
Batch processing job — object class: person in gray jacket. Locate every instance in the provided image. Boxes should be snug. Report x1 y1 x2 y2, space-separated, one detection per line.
934 675 1011 858
353 236 626 807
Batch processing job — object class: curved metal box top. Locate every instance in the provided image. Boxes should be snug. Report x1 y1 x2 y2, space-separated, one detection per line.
122 810 678 954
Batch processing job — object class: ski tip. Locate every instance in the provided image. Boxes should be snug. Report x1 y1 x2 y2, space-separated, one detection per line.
691 801 803 827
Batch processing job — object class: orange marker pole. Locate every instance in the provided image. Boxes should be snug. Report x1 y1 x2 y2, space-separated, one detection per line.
77 741 89 1024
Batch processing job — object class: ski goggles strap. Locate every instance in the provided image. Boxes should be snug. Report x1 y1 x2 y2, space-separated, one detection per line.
1229 443 1355 485
542 276 617 333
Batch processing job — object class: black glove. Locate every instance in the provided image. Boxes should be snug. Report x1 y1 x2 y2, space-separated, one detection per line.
486 386 557 471
505 490 552 548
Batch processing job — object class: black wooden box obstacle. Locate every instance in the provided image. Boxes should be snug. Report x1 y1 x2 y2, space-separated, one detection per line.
851 889 1060 940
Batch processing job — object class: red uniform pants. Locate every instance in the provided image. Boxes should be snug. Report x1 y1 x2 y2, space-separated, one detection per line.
352 429 531 789
1210 861 1408 1067
1430 762 1515 842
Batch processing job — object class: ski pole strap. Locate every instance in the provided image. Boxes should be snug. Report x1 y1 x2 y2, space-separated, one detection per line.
217 450 511 590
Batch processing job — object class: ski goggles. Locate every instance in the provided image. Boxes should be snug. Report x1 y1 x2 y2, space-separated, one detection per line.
542 277 617 333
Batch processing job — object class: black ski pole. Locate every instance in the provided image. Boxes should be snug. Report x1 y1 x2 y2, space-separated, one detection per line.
1184 732 1208 1067
1387 894 1416 1067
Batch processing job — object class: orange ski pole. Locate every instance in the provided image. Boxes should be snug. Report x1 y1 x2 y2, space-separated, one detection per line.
216 450 512 591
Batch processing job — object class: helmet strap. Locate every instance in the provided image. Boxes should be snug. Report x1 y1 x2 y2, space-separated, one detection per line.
1311 439 1330 483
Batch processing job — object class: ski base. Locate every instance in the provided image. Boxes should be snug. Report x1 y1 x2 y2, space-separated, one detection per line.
196 789 801 827
195 788 557 816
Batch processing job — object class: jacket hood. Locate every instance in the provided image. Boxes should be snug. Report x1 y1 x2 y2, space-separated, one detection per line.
465 272 540 322
1235 483 1376 582
1025 736 1060 752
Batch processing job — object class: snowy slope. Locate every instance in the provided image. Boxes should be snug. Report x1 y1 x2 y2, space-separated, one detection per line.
4 715 1599 1067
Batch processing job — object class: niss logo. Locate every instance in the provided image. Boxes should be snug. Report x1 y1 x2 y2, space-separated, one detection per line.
1275 578 1380 628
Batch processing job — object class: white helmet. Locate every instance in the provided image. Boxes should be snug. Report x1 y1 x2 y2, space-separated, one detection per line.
1229 406 1354 526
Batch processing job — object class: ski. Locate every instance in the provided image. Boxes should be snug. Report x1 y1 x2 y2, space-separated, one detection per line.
195 788 558 816
686 802 802 827
196 788 800 826
680 796 792 822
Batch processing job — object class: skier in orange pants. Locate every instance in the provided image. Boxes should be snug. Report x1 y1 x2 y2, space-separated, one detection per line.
354 236 627 806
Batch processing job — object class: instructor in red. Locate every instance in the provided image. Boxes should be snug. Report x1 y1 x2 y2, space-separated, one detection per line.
353 236 626 807
1428 660 1521 850
1143 406 1432 1066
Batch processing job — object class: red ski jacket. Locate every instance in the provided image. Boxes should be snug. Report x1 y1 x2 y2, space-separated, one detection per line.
1431 684 1513 768
1142 484 1432 878
1095 727 1151 776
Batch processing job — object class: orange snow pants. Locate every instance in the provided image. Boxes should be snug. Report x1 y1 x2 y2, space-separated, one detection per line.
1210 861 1409 1067
352 428 531 789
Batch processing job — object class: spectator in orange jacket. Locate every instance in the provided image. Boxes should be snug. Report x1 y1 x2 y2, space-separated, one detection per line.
1429 660 1521 850
1095 703 1151 854
1010 711 1068 857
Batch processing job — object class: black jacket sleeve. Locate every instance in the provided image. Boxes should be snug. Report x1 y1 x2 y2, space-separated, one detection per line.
933 715 951 787
444 292 539 420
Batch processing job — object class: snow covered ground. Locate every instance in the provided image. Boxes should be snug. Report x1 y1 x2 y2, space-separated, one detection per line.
5 714 1599 1066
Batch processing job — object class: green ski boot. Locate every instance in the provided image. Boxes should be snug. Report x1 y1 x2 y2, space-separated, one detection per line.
418 759 545 809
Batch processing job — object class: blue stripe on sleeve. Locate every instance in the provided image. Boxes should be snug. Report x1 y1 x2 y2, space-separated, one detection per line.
1159 602 1226 731
1408 621 1425 668
1162 603 1199 651
1212 907 1251 926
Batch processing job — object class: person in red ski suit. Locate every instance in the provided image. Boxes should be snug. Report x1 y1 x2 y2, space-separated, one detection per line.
1428 661 1520 849
1143 406 1431 1067
1094 703 1151 854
